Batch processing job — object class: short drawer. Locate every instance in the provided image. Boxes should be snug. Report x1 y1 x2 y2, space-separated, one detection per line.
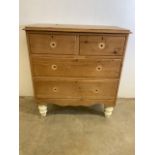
34 78 119 99
80 35 125 56
32 57 122 78
28 33 77 54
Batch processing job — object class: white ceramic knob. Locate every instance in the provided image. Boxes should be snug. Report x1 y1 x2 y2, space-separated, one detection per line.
96 65 102 71
51 64 57 70
98 42 105 49
50 41 57 48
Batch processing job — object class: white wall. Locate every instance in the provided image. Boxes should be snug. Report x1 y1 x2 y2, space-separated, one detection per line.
19 0 135 98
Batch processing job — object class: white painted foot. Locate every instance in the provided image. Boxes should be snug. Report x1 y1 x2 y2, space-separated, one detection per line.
104 107 114 118
38 105 47 117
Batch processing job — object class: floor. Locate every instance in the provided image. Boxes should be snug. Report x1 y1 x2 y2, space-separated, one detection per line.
19 97 135 155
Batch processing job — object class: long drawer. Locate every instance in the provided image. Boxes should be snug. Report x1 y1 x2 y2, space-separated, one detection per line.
32 57 122 78
34 78 119 99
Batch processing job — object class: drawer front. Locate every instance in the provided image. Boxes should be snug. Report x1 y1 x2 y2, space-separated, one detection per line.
28 33 77 54
34 79 119 99
32 57 122 78
80 35 125 56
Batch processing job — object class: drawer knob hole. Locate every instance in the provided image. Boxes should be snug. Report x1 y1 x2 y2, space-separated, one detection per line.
51 64 57 70
98 42 105 49
50 41 57 48
52 87 58 92
113 50 118 54
94 89 99 93
96 65 102 71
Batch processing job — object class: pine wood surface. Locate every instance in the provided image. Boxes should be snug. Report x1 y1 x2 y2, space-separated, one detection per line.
25 24 130 107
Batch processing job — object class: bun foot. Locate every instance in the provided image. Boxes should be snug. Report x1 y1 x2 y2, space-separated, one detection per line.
104 107 114 118
38 105 47 117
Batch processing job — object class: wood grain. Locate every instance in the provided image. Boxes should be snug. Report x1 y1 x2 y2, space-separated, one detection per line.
32 57 122 78
24 24 130 34
80 35 125 56
28 33 77 54
34 78 119 99
36 98 116 107
25 24 130 108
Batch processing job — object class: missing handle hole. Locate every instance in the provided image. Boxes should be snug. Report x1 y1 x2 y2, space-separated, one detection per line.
96 65 102 71
94 89 99 93
52 87 58 92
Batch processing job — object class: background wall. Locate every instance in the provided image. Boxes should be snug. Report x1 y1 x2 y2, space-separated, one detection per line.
19 0 135 98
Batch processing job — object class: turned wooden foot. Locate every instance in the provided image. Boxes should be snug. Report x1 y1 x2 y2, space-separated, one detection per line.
38 105 47 117
104 107 114 118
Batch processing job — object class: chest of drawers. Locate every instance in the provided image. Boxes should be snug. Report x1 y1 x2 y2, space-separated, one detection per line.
25 24 130 117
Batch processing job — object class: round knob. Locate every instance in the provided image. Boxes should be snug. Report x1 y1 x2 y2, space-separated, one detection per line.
94 89 99 94
50 41 57 48
96 65 102 72
51 64 57 70
52 87 58 92
98 42 105 49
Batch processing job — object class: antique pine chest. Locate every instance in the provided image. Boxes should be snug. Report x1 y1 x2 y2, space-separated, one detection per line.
24 24 130 117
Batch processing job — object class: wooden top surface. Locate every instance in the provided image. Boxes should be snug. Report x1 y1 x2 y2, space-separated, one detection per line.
24 24 130 34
